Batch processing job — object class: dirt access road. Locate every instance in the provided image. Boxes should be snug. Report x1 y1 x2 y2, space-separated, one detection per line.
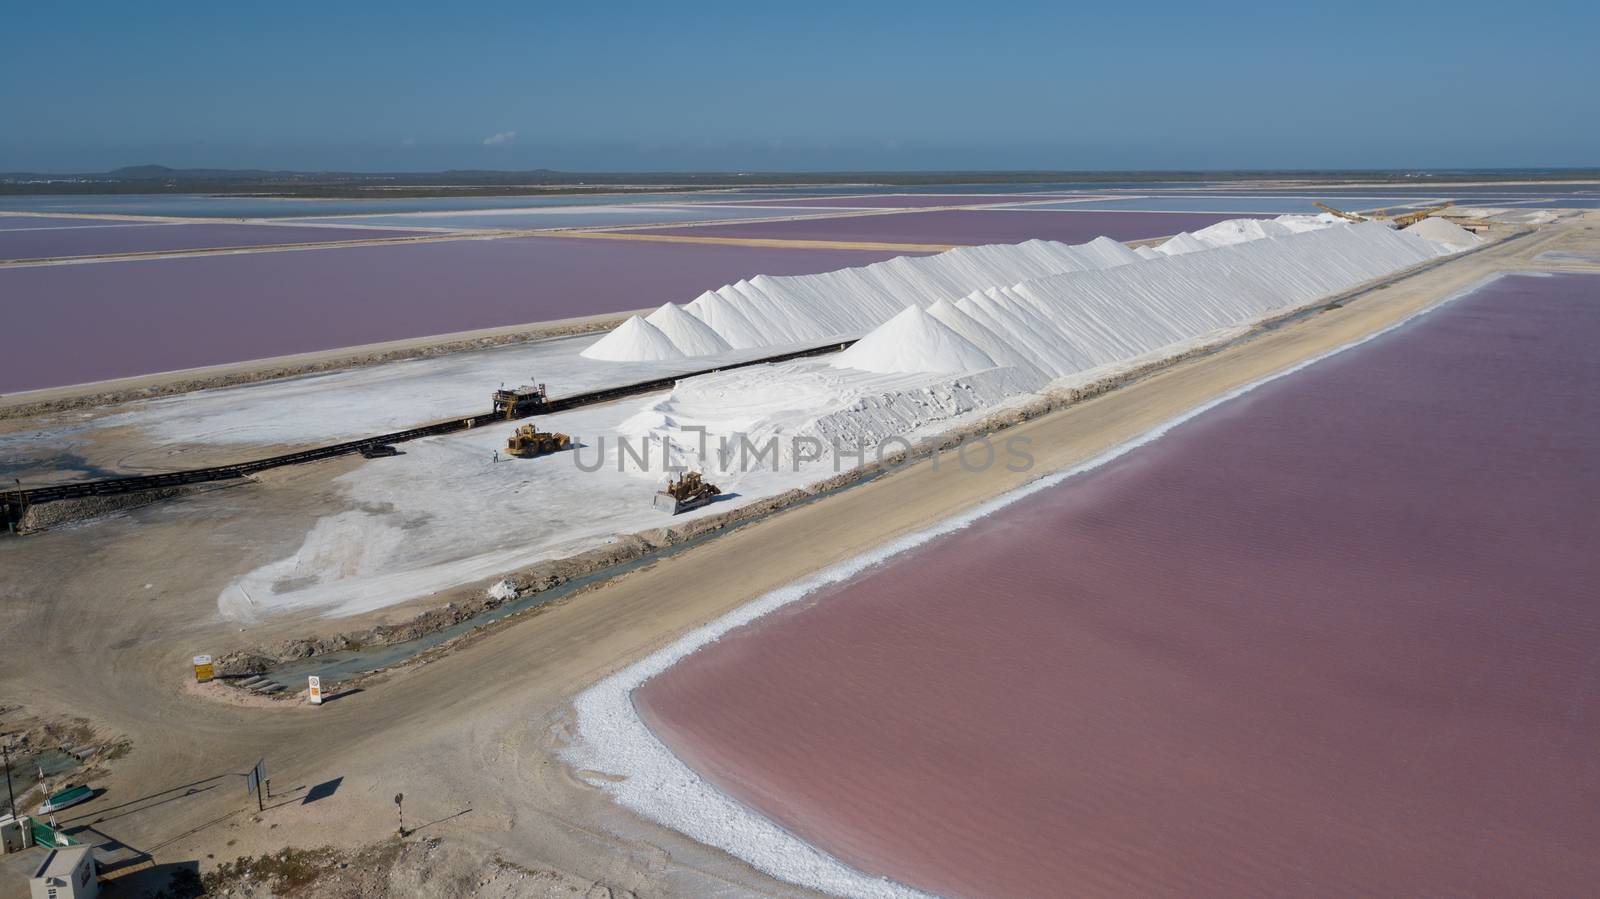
1 216 1595 897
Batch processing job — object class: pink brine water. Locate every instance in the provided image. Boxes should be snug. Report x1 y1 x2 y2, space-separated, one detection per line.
634 273 1600 898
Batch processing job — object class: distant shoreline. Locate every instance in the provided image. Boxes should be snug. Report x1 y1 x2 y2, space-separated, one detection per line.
5 168 1599 199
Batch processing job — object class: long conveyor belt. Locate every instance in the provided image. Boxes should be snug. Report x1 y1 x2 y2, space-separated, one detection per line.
9 340 854 510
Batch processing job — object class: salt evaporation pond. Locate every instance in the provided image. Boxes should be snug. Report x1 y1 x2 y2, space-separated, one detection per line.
1496 197 1600 208
282 205 817 231
0 222 431 261
0 190 832 219
1 236 916 392
0 215 154 231
717 193 1091 209
1031 196 1423 214
638 209 1270 245
635 272 1600 897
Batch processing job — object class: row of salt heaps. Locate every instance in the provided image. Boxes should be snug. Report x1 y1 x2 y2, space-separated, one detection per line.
580 237 1143 361
614 217 1464 480
832 221 1452 381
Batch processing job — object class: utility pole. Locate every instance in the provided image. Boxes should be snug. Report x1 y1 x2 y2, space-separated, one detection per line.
2 739 16 817
394 792 406 836
6 479 20 535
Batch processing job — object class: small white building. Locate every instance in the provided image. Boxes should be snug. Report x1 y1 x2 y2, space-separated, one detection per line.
29 845 98 899
0 813 33 854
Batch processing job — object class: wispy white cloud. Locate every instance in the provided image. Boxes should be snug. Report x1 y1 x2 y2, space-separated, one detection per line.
482 131 517 146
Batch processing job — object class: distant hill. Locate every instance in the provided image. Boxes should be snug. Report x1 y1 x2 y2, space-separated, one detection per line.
2 166 1596 198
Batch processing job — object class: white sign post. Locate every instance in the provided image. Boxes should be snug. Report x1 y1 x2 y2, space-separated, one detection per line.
307 675 322 705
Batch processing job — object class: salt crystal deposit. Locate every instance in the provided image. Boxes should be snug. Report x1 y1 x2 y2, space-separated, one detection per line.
644 302 733 356
1152 231 1217 256
615 361 1035 479
940 222 1450 382
926 298 1050 378
618 221 1455 489
581 216 1367 367
1156 213 1340 255
1403 216 1483 251
587 238 1145 362
832 305 996 374
1187 217 1297 246
216 218 1466 625
1274 212 1346 233
580 314 685 361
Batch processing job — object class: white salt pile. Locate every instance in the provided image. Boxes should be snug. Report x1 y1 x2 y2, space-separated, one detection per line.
644 302 732 356
1152 231 1212 256
581 315 684 362
1185 217 1296 247
925 298 1048 377
611 219 1459 487
623 221 1454 487
1402 217 1483 251
832 305 996 374
1274 212 1346 233
929 222 1447 383
584 214 1455 379
587 238 1145 362
617 360 1038 478
1156 213 1339 256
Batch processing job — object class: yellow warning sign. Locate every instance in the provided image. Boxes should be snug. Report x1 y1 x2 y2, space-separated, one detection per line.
193 654 214 683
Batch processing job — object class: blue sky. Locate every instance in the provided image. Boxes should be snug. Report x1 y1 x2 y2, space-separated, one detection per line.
3 1 1595 172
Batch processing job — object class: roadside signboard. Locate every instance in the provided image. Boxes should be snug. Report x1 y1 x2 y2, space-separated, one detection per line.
246 758 268 796
308 676 323 705
193 654 214 683
246 757 269 810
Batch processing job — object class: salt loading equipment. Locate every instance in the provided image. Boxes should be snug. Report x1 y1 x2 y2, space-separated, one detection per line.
654 470 720 515
505 421 571 458
493 383 549 419
7 340 859 530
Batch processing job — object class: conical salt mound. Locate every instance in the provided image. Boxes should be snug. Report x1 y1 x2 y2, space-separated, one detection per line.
832 305 997 374
1191 218 1294 247
926 298 1048 377
646 302 733 356
684 290 769 348
1156 232 1211 256
1079 235 1145 267
1402 217 1481 251
580 315 686 362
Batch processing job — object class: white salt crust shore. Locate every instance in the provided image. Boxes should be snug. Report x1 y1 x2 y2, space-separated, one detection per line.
562 272 1507 899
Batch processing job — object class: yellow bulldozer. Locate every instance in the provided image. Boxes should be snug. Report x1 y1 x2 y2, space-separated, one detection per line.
653 470 720 515
505 422 570 458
